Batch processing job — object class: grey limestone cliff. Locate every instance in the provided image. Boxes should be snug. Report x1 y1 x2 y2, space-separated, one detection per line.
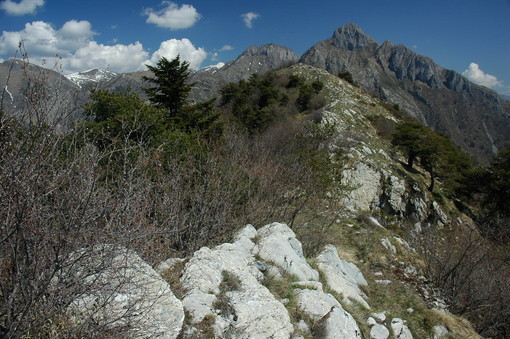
300 23 510 162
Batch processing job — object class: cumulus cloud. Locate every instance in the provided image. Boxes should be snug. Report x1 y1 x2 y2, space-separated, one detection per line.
0 20 95 57
0 20 207 73
146 38 207 69
0 0 44 16
57 20 96 51
241 12 260 28
66 41 149 73
462 62 503 89
145 1 201 30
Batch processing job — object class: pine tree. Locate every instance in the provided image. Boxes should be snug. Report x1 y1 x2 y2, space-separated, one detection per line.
143 56 194 118
391 121 430 168
143 56 222 138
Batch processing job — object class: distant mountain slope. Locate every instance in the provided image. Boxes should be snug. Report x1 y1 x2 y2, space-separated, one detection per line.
300 23 510 162
188 43 299 102
0 59 84 126
68 43 299 103
65 68 119 89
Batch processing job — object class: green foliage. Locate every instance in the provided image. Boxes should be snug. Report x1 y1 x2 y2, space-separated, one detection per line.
484 144 510 214
220 71 325 133
338 70 354 84
462 144 510 241
175 99 223 139
311 80 324 93
286 74 303 88
391 122 430 168
297 84 314 112
143 56 222 139
143 55 194 117
391 121 473 193
82 88 165 148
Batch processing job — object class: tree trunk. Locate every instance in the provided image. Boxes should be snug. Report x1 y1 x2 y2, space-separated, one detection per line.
428 170 435 191
408 153 416 168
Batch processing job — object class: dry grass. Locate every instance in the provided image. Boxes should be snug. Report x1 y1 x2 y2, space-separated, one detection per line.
432 310 481 339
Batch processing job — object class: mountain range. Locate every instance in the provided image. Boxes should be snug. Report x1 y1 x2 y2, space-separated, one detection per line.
1 23 509 163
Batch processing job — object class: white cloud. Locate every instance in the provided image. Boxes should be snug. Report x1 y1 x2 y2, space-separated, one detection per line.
219 44 234 52
0 20 95 57
56 20 96 51
462 62 503 89
66 41 148 73
146 38 207 69
145 2 201 30
241 12 260 29
0 20 207 73
0 0 44 16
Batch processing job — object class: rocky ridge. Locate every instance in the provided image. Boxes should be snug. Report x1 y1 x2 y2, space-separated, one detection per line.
63 220 476 338
300 23 510 162
64 223 422 338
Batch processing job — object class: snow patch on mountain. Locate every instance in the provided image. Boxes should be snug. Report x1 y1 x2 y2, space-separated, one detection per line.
65 68 118 88
3 85 14 102
201 62 225 74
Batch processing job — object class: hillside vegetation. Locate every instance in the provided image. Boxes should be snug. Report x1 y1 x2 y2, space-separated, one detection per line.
0 57 509 338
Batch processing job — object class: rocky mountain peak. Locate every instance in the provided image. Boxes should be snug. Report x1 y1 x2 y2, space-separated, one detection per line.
238 43 299 63
65 68 118 88
332 23 378 50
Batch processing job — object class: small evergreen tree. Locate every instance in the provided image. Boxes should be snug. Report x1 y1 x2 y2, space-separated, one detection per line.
143 56 222 138
392 121 473 192
391 121 430 168
338 70 354 84
143 56 194 118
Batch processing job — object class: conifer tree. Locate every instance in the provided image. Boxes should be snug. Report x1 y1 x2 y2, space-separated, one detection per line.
143 56 221 137
143 56 194 118
391 121 430 168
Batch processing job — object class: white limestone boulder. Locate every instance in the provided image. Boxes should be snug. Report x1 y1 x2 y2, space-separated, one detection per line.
341 163 381 211
380 237 397 254
391 318 413 339
316 245 370 308
294 288 341 320
255 222 319 281
180 225 293 338
370 324 390 339
433 324 449 338
315 306 362 339
64 245 184 339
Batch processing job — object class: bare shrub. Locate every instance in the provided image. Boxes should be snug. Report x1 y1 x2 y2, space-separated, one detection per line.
415 221 510 337
0 54 343 337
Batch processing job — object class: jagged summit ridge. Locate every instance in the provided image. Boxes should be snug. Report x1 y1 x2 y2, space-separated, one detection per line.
239 43 299 61
66 68 118 88
300 24 510 162
332 23 378 50
187 43 299 102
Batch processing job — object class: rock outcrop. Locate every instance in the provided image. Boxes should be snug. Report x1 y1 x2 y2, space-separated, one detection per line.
61 245 184 338
178 223 366 338
316 245 369 308
54 220 466 338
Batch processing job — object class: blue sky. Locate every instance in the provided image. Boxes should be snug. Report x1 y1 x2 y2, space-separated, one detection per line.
1 0 509 94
